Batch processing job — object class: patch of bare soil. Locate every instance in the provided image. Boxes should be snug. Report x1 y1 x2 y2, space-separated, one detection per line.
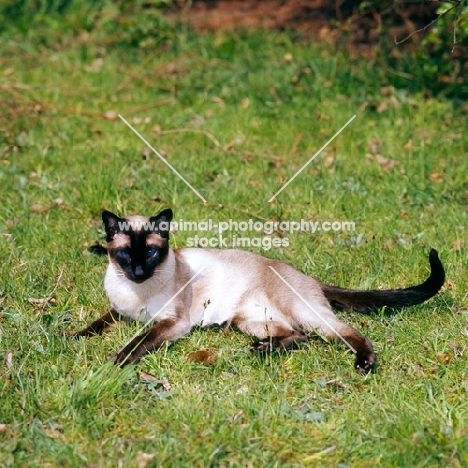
168 1 440 49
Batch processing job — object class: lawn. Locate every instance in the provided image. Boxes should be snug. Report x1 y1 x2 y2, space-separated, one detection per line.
0 14 467 468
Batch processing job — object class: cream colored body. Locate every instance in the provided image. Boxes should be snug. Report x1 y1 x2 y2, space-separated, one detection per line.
105 247 349 340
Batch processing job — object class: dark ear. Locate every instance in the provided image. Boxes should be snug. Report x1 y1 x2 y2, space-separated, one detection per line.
102 210 125 242
149 208 173 238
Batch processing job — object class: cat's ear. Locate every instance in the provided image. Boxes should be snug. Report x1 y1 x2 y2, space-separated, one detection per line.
102 210 125 242
149 208 173 238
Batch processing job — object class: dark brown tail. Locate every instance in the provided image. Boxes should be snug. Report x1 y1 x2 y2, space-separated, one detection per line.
321 249 445 313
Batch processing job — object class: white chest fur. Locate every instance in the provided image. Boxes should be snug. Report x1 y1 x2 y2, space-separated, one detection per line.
104 252 178 323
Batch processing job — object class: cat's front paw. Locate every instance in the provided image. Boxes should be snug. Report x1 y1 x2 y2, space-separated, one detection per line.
250 338 278 354
354 351 377 373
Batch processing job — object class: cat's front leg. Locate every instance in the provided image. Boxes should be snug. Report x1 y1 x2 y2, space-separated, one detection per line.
74 308 124 337
110 317 191 366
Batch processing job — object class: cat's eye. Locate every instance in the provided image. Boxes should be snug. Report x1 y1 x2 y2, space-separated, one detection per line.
146 247 157 259
119 250 131 260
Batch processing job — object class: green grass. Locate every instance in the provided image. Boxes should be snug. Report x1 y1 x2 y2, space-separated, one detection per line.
0 25 467 468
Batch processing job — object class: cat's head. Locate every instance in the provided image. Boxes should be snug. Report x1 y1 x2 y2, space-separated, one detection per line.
102 208 173 283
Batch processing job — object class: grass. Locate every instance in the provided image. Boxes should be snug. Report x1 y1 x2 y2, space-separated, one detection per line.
0 22 467 468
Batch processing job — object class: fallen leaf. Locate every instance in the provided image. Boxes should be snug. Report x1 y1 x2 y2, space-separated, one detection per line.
150 195 166 203
140 372 172 391
429 172 444 182
28 298 48 305
212 96 225 107
161 377 172 391
136 452 156 468
31 203 50 213
241 98 251 109
223 136 244 151
140 371 159 381
232 409 244 423
142 147 151 160
367 138 380 153
380 86 395 96
403 139 413 150
236 385 248 395
375 154 397 170
436 352 452 365
323 154 335 167
3 67 14 76
44 428 65 441
3 352 12 370
87 57 103 73
453 239 463 251
153 124 162 133
186 348 217 365
401 210 408 219
104 110 118 120
377 101 389 113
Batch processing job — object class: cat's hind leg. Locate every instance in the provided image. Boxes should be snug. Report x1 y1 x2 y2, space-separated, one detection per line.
302 308 376 373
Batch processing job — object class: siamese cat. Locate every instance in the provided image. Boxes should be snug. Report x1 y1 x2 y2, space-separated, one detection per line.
75 209 445 373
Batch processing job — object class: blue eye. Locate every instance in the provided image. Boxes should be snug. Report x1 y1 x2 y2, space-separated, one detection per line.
146 248 157 259
119 250 131 260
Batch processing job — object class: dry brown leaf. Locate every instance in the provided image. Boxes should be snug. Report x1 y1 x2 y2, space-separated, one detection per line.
232 409 244 423
367 138 380 154
236 385 248 395
28 298 47 305
380 86 395 96
453 239 463 251
44 428 65 441
377 101 389 113
140 372 172 390
31 203 50 213
223 136 243 151
87 58 103 73
3 352 13 370
375 154 397 171
3 67 14 76
136 452 156 468
403 139 413 150
186 348 218 365
436 352 452 365
161 377 172 391
323 154 335 168
104 110 118 120
429 172 444 182
212 96 225 107
140 371 159 381
241 98 251 109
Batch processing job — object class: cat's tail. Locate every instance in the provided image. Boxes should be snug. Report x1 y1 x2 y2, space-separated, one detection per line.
321 249 445 313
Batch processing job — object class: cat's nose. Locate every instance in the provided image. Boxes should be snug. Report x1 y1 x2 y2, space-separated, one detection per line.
133 265 146 278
